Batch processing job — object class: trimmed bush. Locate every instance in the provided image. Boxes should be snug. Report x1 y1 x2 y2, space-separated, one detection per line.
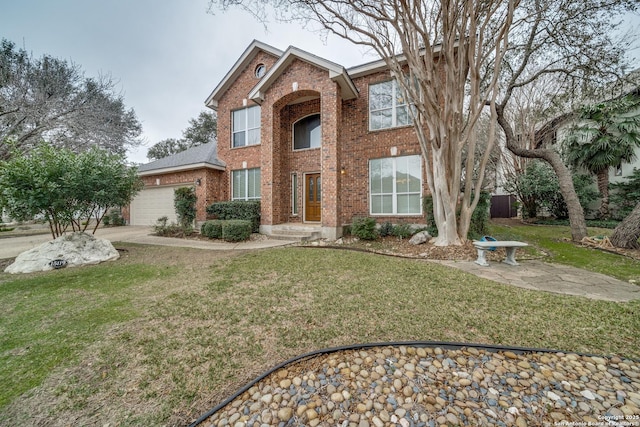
222 219 252 242
351 217 378 240
207 201 261 232
201 220 224 239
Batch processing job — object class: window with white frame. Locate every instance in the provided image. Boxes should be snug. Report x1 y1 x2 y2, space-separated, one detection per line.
232 106 260 148
293 114 321 150
232 168 261 200
291 173 298 215
369 155 422 215
369 80 413 131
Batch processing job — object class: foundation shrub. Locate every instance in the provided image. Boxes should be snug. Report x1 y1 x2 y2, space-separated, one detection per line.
206 201 261 232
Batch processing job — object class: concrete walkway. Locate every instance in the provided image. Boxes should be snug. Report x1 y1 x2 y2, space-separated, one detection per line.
0 226 295 259
436 259 640 302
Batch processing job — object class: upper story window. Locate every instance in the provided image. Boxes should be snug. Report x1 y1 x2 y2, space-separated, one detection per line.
255 64 267 78
232 105 260 148
293 114 321 150
369 79 413 131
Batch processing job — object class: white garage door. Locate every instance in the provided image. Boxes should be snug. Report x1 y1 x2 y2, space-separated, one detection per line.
130 185 184 226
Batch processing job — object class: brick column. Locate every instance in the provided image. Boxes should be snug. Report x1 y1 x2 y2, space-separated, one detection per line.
320 85 343 239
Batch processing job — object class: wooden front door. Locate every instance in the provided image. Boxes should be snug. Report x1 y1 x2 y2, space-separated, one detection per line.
305 173 321 222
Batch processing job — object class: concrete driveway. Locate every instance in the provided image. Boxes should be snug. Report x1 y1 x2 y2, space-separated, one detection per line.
0 226 295 259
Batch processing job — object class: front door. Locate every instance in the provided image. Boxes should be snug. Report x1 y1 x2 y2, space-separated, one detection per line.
305 173 321 222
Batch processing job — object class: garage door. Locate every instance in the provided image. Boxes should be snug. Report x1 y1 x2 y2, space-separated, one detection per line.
130 185 184 226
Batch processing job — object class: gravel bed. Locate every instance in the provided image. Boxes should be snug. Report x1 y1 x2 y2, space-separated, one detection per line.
202 345 640 427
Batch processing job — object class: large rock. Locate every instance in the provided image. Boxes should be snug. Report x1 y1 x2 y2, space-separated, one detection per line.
409 230 431 245
4 232 119 274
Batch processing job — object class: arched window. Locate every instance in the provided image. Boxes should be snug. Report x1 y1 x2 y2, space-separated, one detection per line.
293 114 321 150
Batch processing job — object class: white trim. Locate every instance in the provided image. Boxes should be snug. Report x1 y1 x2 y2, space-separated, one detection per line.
232 105 261 148
139 162 225 176
369 155 423 216
231 168 261 201
248 46 358 104
205 40 283 110
291 173 299 216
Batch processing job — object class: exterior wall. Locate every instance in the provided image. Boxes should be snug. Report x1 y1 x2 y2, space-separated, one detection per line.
216 51 280 205
122 168 223 223
339 70 425 226
215 49 432 237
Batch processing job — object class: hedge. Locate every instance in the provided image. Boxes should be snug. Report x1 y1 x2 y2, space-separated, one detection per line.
222 220 252 242
200 219 252 242
206 200 261 232
201 220 224 239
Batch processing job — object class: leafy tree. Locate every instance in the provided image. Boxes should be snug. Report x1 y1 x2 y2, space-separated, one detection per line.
147 111 217 160
147 138 191 161
0 145 143 238
183 110 217 146
504 161 599 219
0 39 142 159
564 94 640 219
210 0 636 245
610 168 640 220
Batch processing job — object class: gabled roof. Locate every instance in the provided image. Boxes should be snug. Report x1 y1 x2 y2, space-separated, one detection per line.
205 40 283 110
138 143 226 176
248 45 359 104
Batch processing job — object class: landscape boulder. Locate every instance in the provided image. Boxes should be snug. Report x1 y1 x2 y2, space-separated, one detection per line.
4 232 119 274
409 230 432 245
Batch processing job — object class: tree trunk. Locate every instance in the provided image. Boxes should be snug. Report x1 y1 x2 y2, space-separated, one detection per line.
596 168 610 219
496 105 587 241
610 202 640 249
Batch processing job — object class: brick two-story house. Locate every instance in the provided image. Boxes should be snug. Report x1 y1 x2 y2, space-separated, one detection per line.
131 40 430 238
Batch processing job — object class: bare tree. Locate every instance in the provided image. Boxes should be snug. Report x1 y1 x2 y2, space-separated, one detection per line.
210 0 637 244
0 39 142 159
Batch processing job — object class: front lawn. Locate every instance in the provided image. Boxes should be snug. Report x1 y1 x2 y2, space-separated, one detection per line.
0 243 638 426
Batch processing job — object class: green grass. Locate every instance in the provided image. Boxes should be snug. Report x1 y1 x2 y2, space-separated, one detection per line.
0 262 171 409
0 242 638 426
488 222 640 282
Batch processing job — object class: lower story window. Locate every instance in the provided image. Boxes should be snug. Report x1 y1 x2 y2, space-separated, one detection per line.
232 168 261 200
370 155 421 215
291 173 298 215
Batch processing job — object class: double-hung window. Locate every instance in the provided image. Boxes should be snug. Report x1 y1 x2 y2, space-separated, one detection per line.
232 168 261 201
232 106 260 147
370 155 422 215
369 79 413 131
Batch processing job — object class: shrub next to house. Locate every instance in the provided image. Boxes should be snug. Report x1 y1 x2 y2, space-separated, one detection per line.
206 201 261 232
200 219 252 242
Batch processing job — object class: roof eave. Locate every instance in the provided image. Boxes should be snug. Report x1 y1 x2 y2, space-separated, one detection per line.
248 46 359 103
139 162 226 176
205 40 283 110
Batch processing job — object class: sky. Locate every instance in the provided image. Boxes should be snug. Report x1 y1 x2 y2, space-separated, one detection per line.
1 1 639 165
0 0 368 164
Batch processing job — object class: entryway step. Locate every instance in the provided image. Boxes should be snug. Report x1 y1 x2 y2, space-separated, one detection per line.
268 232 319 242
268 224 322 241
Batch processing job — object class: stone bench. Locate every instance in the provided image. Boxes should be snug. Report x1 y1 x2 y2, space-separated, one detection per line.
472 240 528 267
